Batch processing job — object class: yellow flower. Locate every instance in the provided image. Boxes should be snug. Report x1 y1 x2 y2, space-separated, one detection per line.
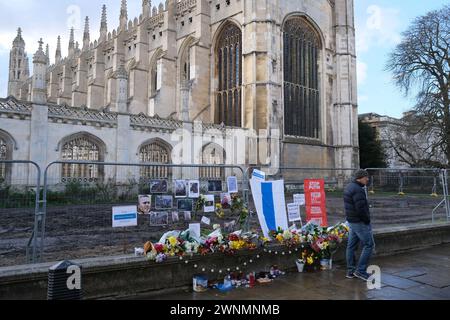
168 237 178 247
307 256 314 265
276 234 284 243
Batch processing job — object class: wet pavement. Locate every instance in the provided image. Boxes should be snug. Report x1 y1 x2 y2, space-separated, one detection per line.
138 244 450 300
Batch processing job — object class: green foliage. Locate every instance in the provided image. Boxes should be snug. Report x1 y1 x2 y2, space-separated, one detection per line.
359 120 388 169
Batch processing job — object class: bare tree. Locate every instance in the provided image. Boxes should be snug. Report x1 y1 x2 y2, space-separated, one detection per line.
381 113 446 168
386 5 450 166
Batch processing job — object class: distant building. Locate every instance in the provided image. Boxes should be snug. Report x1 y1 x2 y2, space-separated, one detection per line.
359 112 445 168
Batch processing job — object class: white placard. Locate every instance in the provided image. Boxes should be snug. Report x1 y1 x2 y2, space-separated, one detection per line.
189 223 201 238
112 206 138 228
227 176 238 193
287 203 302 223
201 216 211 225
204 195 215 213
252 169 266 182
293 194 306 206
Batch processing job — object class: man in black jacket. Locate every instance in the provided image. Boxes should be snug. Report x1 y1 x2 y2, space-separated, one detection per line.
344 169 374 281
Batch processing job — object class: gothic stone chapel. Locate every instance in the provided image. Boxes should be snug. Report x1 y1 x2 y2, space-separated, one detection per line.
1 0 358 184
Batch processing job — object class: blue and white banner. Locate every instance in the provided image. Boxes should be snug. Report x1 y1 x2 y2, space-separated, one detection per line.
250 179 288 238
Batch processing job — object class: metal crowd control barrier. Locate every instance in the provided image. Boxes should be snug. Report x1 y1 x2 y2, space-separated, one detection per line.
365 168 447 225
432 169 450 223
0 160 41 267
38 161 247 263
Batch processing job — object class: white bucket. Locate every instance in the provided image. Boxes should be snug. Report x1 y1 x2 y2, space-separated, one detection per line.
296 260 305 273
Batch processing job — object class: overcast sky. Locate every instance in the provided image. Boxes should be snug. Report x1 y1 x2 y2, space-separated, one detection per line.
0 0 448 118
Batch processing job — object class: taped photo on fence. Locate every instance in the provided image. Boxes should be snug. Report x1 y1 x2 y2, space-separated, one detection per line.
178 199 193 211
188 180 200 198
227 176 238 193
174 180 188 198
184 211 192 221
172 211 180 223
220 193 232 209
137 195 151 215
150 212 169 226
204 195 215 213
208 180 223 192
155 195 173 210
150 180 168 194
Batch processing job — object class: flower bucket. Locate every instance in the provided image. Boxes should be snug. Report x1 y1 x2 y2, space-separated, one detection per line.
320 259 332 270
296 259 305 273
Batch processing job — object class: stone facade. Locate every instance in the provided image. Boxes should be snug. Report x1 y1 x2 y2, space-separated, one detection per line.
2 0 359 183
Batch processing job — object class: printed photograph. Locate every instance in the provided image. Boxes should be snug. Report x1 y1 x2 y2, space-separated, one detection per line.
208 180 223 192
174 180 188 198
172 211 179 223
177 199 193 211
155 195 173 210
149 212 169 226
227 176 238 193
188 180 200 198
184 211 192 221
137 195 151 215
220 193 232 209
150 179 169 194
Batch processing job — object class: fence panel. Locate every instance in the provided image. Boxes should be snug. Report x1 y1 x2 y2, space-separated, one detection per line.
366 168 447 227
40 161 246 263
0 160 40 267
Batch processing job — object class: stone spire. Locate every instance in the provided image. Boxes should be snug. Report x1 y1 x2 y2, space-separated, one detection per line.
83 16 90 51
142 0 151 18
13 27 25 47
8 27 28 98
120 0 128 31
100 4 108 42
68 27 75 56
32 38 47 103
55 36 62 63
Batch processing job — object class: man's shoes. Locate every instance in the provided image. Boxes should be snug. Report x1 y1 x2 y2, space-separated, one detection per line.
354 271 370 281
346 272 356 279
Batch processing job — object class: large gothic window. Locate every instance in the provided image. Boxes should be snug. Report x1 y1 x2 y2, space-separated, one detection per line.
0 137 8 183
139 140 171 180
215 23 242 127
200 143 225 179
61 135 103 182
283 17 321 138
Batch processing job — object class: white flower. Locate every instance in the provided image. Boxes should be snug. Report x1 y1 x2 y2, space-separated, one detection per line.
213 224 221 230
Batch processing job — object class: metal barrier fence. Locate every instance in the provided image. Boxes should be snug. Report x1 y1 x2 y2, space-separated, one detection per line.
2 161 450 267
0 160 41 267
39 161 247 264
366 168 447 227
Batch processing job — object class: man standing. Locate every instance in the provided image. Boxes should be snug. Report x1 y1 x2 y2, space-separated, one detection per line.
344 169 374 280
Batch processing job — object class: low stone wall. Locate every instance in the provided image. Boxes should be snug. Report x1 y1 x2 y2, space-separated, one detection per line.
1 223 449 300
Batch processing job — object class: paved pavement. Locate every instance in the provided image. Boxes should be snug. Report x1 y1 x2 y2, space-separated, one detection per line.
140 244 450 300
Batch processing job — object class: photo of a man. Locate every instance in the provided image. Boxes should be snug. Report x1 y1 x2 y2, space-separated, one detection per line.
137 195 151 215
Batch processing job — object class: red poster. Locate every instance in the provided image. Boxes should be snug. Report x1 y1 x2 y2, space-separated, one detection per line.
304 179 328 227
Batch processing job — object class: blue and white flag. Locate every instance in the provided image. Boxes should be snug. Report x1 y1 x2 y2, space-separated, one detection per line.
250 179 288 238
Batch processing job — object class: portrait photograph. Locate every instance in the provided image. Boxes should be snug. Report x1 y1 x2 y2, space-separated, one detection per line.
178 199 194 211
137 195 151 215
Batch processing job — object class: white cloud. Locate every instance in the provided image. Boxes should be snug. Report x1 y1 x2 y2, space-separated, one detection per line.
357 61 368 85
356 5 402 54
